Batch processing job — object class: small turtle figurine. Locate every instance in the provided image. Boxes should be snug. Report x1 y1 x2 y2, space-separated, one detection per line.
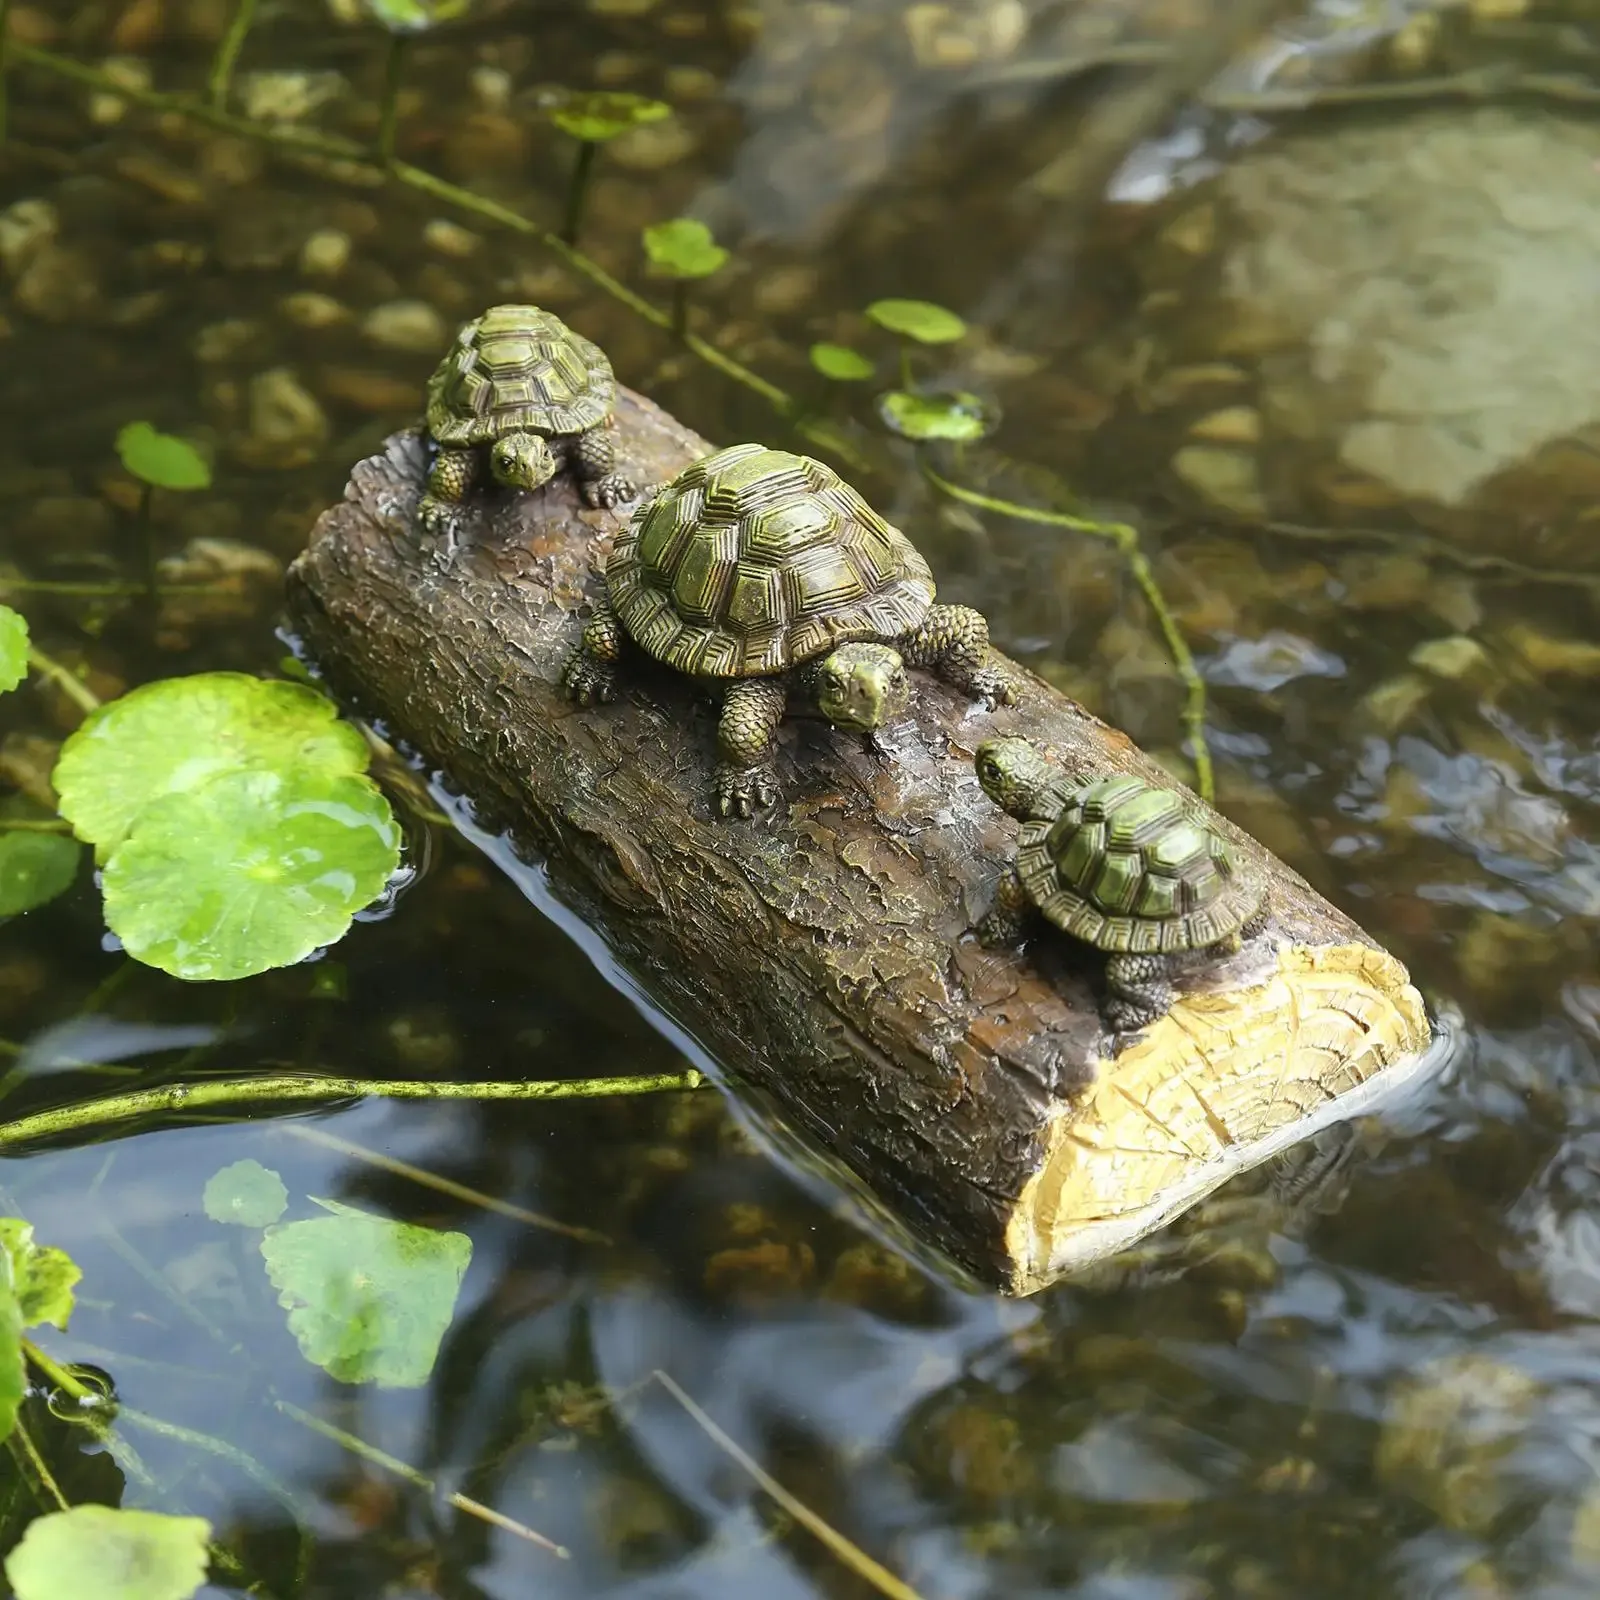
418 303 635 532
973 736 1267 1032
562 443 1016 815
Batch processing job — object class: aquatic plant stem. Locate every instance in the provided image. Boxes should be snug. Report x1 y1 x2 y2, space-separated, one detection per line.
207 0 257 110
135 483 160 612
9 1417 70 1511
377 32 410 166
920 464 1215 803
670 279 689 339
24 644 101 717
561 138 598 245
0 1067 706 1150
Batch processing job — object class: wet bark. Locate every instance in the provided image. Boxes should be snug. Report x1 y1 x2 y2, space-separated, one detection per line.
285 393 1429 1295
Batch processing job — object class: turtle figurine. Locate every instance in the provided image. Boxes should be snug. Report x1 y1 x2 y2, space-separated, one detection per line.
973 736 1268 1032
562 442 1017 816
418 303 635 533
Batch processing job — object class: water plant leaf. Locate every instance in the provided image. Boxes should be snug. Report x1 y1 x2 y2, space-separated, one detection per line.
363 0 470 27
809 343 874 382
865 298 967 344
0 606 27 694
5 1505 211 1600
549 91 670 143
53 672 370 860
642 219 728 280
204 1160 289 1228
877 389 995 442
0 1219 81 1332
114 423 212 493
101 767 401 983
260 1201 472 1387
0 833 80 917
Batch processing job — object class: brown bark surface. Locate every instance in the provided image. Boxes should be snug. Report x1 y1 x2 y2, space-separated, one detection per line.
285 394 1430 1295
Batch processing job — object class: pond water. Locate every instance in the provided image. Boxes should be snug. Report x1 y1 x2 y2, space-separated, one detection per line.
3 0 1600 1595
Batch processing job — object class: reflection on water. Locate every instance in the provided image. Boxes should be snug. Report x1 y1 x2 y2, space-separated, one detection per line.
3 0 1600 1594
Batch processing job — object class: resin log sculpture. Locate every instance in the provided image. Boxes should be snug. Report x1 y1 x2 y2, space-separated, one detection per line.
285 393 1431 1295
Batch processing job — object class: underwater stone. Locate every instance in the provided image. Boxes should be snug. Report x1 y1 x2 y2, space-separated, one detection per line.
361 299 448 354
230 368 329 470
1170 445 1266 518
298 228 352 278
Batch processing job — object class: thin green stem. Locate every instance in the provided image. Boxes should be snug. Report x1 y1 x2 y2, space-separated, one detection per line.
24 644 101 717
562 138 598 246
0 579 217 596
207 0 257 110
21 1338 95 1404
670 279 689 339
921 464 1215 803
9 1417 70 1511
136 482 159 612
898 342 913 391
0 1068 705 1150
377 31 409 166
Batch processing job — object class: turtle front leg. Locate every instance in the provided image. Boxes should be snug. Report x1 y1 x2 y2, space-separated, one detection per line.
561 593 625 705
899 604 1018 708
569 426 636 510
715 678 787 818
1103 951 1176 1035
419 446 477 534
976 866 1032 947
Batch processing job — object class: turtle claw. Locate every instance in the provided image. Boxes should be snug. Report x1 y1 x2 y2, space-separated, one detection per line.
417 494 464 539
561 655 618 706
715 763 781 819
971 662 1019 710
581 473 637 510
975 910 1024 949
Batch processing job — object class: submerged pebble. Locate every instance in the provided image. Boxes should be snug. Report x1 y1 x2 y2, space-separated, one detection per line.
360 299 448 354
230 368 330 469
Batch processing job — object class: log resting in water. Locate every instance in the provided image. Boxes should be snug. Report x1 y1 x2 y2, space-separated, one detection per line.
285 393 1431 1296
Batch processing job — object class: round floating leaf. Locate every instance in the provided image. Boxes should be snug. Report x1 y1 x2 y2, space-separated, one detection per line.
877 389 996 442
260 1202 472 1387
809 342 874 382
114 422 212 493
642 218 728 280
102 767 401 983
54 672 371 859
0 833 80 917
5 1505 211 1600
549 91 670 143
204 1159 288 1228
0 606 27 694
363 0 470 28
865 298 967 344
0 1218 81 1331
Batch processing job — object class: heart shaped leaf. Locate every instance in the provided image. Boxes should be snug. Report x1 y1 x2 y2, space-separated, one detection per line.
549 91 670 143
115 423 212 493
642 219 728 280
865 298 967 344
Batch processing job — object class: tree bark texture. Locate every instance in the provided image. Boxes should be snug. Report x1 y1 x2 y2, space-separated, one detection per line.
285 394 1431 1295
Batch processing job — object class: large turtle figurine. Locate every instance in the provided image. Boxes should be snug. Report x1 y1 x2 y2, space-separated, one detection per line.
973 736 1268 1032
562 443 1017 816
418 303 635 532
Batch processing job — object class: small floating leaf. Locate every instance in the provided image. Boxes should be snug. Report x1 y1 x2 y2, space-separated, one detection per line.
5 1506 211 1600
877 389 996 442
549 91 671 143
0 1218 81 1332
53 673 370 860
362 0 470 31
809 343 874 382
114 422 212 493
102 767 402 983
0 833 80 917
865 298 967 345
260 1201 472 1387
642 218 728 280
0 606 27 694
204 1159 289 1228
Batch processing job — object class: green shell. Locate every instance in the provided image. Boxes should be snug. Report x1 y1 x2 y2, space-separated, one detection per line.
606 444 934 678
425 304 615 445
1015 774 1262 953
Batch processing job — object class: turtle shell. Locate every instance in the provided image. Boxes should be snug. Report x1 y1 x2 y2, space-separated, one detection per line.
425 304 615 446
606 443 935 678
1015 774 1262 953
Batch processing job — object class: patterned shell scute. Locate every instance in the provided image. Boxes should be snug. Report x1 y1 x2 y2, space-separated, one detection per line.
607 444 935 677
426 305 615 445
1014 774 1263 953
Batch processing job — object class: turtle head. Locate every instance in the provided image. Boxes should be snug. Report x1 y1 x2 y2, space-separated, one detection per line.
975 737 1059 821
815 643 910 732
489 431 558 493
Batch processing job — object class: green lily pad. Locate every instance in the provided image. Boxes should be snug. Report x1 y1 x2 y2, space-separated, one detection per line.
0 605 27 694
260 1200 471 1387
114 423 211 494
877 388 996 442
549 91 670 143
204 1160 288 1228
5 1505 211 1600
809 343 874 382
53 673 371 860
642 219 728 280
102 767 401 983
0 833 80 917
865 298 967 345
363 0 470 28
